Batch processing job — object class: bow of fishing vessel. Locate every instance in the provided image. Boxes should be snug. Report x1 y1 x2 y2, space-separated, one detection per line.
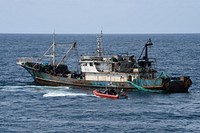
17 32 192 93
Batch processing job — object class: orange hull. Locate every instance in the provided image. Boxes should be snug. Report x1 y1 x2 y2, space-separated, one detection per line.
93 90 119 99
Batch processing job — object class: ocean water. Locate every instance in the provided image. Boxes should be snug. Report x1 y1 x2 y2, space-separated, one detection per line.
0 34 200 133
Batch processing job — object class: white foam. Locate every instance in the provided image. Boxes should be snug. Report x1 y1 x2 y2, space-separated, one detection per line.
38 86 70 90
0 85 89 98
0 85 26 91
0 85 70 91
43 91 88 97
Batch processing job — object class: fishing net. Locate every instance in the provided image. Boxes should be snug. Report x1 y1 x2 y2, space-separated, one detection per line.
127 72 169 92
127 81 164 93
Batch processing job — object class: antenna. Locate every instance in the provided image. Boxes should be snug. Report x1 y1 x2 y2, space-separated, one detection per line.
53 30 55 44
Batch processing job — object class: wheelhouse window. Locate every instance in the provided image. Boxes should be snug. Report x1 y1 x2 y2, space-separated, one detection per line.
90 63 93 66
94 62 100 66
82 63 87 66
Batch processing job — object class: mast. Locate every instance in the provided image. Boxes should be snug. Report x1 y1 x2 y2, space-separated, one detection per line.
52 32 56 66
144 38 153 61
96 30 103 57
37 33 56 66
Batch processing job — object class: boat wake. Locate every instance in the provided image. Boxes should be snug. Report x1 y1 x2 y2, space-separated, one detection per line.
0 85 91 98
43 91 88 97
0 85 70 91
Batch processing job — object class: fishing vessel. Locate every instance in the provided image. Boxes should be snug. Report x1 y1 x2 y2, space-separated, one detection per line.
17 32 192 93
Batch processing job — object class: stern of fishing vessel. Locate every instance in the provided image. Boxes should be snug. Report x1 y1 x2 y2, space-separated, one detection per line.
162 76 192 93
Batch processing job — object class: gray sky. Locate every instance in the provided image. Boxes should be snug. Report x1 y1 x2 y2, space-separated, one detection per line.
0 0 199 34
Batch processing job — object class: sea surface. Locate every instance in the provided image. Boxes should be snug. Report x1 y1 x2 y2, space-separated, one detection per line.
0 33 200 133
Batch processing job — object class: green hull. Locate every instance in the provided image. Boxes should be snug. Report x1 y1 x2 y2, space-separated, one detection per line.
23 65 191 93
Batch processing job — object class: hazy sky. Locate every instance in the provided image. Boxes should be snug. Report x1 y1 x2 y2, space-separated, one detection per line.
0 0 199 34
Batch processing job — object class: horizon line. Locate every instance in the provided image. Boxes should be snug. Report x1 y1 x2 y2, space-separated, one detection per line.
0 32 200 35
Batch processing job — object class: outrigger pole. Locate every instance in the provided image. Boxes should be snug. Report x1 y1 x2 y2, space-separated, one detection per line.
34 32 76 70
56 42 77 68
